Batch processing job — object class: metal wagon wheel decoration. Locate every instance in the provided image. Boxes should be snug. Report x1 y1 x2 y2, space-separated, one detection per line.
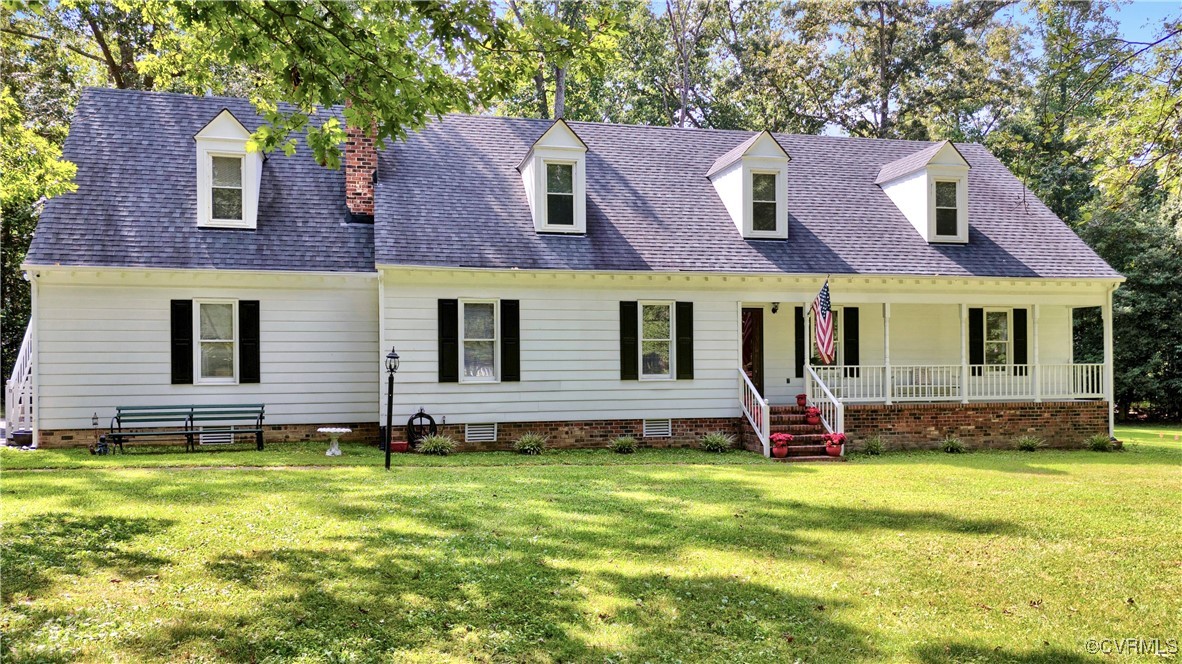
405 408 437 450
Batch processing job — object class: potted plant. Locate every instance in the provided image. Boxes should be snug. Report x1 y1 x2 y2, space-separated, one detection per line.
770 432 794 458
822 432 846 457
795 393 808 408
805 407 821 426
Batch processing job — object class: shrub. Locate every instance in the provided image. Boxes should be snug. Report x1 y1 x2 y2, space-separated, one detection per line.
942 436 965 454
861 435 884 456
513 432 548 455
610 436 637 454
417 434 457 456
701 431 736 453
1086 434 1113 452
1015 435 1044 452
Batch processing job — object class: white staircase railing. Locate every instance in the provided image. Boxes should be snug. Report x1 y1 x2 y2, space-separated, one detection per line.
5 324 34 437
739 368 770 457
806 366 844 435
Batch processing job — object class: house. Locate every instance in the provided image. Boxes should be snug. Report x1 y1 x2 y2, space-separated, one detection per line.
7 87 1121 454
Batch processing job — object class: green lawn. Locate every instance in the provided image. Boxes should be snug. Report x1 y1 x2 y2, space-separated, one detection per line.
2 427 1179 663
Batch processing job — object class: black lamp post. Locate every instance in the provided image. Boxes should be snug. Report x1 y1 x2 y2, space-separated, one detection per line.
385 346 400 471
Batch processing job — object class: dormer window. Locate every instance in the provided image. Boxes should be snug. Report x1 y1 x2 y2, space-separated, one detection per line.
752 173 778 232
545 162 575 226
876 140 970 244
707 131 791 240
195 109 261 229
211 156 244 222
518 120 587 234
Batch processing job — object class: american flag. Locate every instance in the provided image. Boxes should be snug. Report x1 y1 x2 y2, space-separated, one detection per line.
812 281 835 365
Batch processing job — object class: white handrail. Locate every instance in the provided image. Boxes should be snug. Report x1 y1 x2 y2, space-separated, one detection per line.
738 368 770 457
5 324 34 435
806 365 844 436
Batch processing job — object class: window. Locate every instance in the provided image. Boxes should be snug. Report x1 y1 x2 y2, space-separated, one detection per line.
640 302 673 379
810 306 842 365
545 162 575 226
752 172 778 232
211 156 244 222
935 180 958 236
984 309 1010 370
462 300 498 381
197 301 236 382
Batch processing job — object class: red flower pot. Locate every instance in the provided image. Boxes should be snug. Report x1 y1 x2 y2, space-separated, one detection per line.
795 394 808 407
389 441 409 453
772 444 790 459
806 415 821 426
825 443 843 457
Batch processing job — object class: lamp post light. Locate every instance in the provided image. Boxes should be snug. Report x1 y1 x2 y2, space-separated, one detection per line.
385 346 400 471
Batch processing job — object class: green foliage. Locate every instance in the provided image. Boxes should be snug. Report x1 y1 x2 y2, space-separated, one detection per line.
700 431 736 453
1015 435 1045 452
942 437 965 454
609 436 637 454
513 432 548 455
1086 434 1113 452
861 436 884 456
417 434 457 456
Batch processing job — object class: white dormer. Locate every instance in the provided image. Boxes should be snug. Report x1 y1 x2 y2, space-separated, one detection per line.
707 131 790 240
876 141 970 244
517 119 587 234
194 109 262 229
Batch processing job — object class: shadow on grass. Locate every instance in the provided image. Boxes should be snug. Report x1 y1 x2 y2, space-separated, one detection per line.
914 641 1095 663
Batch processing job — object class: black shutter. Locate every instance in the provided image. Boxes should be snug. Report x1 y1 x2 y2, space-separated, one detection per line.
438 299 459 383
843 307 860 377
620 301 638 380
675 301 694 380
170 300 193 384
1012 307 1028 376
239 300 260 383
794 306 805 378
969 307 984 376
501 300 520 382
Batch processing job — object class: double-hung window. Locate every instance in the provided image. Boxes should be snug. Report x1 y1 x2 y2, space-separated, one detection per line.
545 162 575 227
751 172 778 232
197 300 237 383
211 155 244 223
934 180 958 237
983 309 1010 371
640 302 673 379
462 300 498 382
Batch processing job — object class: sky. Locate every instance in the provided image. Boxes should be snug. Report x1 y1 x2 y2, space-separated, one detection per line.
1108 0 1179 42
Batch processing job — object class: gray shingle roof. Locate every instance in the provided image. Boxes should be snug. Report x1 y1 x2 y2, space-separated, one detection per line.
377 115 1119 279
875 140 954 184
26 88 374 272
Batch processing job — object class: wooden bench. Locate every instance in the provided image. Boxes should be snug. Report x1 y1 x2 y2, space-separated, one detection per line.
106 404 265 453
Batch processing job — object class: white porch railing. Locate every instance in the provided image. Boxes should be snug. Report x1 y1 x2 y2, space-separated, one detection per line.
810 365 887 402
739 368 770 457
1041 363 1104 399
5 325 34 436
893 365 962 401
967 365 1033 400
806 366 844 434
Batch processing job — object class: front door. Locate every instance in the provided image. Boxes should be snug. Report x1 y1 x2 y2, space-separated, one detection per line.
742 308 764 395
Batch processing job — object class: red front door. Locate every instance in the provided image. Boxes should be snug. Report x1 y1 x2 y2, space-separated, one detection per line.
742 308 764 395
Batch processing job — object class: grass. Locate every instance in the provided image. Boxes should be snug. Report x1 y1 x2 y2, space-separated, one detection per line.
1 426 1179 663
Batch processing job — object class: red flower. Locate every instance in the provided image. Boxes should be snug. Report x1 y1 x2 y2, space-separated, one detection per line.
822 432 847 446
771 433 794 447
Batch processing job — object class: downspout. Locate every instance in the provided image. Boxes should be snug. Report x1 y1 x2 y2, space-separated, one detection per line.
377 268 386 433
1104 282 1117 437
29 270 40 448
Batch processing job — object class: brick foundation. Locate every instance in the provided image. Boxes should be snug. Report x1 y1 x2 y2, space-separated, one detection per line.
842 400 1110 451
437 417 741 452
36 422 380 449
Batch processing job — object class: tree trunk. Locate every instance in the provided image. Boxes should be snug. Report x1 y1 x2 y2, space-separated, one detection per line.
877 2 889 138
554 66 566 119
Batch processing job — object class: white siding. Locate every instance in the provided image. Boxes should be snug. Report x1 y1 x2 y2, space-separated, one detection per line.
35 271 379 429
880 169 928 239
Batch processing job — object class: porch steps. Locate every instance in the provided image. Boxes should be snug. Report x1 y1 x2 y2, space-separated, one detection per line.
744 405 846 462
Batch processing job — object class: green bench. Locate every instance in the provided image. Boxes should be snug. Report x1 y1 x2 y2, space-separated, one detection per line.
105 404 265 453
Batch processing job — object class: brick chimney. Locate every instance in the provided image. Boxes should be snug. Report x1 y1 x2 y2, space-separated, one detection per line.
344 115 377 218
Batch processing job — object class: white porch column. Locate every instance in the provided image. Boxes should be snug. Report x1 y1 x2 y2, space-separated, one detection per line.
1103 286 1115 436
1033 304 1041 402
960 303 969 404
883 302 892 405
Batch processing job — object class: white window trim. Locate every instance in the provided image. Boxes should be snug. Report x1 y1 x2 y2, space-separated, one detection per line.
982 307 1012 371
460 299 500 384
542 160 578 231
639 300 675 381
926 170 968 243
209 153 246 226
742 161 788 239
194 299 239 385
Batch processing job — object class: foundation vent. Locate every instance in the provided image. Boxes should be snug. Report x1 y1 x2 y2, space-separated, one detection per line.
465 423 497 443
643 419 672 438
199 427 234 445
